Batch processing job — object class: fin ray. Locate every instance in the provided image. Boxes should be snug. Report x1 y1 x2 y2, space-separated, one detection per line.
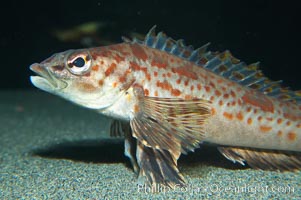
110 120 125 137
136 141 185 187
131 94 211 157
124 26 301 103
218 147 301 171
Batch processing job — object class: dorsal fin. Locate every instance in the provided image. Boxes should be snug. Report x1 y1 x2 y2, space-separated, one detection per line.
123 26 301 104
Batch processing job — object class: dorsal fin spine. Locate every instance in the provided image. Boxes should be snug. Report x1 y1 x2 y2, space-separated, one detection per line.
155 32 166 49
124 26 300 103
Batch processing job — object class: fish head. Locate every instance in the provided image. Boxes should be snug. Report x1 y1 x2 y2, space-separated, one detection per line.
30 48 131 110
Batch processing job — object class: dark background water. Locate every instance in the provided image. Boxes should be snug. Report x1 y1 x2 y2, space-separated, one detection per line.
1 0 300 89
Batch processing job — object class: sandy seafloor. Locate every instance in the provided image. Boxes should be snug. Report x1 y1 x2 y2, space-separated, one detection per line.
1 90 300 199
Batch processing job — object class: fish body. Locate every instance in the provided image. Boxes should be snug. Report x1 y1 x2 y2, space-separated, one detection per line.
30 26 301 186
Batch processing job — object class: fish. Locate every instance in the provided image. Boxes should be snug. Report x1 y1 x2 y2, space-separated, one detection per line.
30 26 301 187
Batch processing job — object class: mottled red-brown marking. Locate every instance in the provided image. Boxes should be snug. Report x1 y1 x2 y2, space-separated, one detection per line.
154 91 158 97
52 65 64 72
171 89 181 96
198 73 206 79
257 116 263 121
197 84 201 90
190 85 194 91
185 95 192 100
92 49 112 60
176 79 181 84
215 90 221 97
108 44 125 52
246 107 252 112
154 71 158 77
83 72 91 77
78 82 96 92
146 73 151 81
90 51 99 60
277 130 283 137
205 86 210 92
92 65 99 71
119 76 126 83
283 113 298 121
247 118 252 125
236 112 244 121
105 63 117 76
217 78 223 84
130 61 151 81
118 69 131 83
130 61 142 71
223 112 233 120
98 79 104 86
242 91 274 112
209 81 215 88
134 104 139 113
287 132 296 141
184 80 189 86
260 126 272 133
223 94 229 99
156 80 172 91
226 82 235 87
113 54 125 63
151 60 167 69
211 108 216 115
171 66 198 80
156 80 181 96
130 44 148 61
144 89 149 96
230 90 236 98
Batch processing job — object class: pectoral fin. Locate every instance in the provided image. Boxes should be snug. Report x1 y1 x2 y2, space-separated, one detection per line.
131 95 212 159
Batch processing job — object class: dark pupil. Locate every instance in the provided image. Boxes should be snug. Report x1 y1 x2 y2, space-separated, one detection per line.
72 57 85 68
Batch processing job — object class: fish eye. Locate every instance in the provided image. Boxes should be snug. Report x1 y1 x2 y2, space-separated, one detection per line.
73 57 85 68
67 52 91 75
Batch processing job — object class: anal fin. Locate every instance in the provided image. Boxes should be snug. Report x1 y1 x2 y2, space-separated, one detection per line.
218 147 301 171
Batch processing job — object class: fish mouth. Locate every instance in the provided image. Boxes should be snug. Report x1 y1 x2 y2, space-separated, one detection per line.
30 63 67 92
